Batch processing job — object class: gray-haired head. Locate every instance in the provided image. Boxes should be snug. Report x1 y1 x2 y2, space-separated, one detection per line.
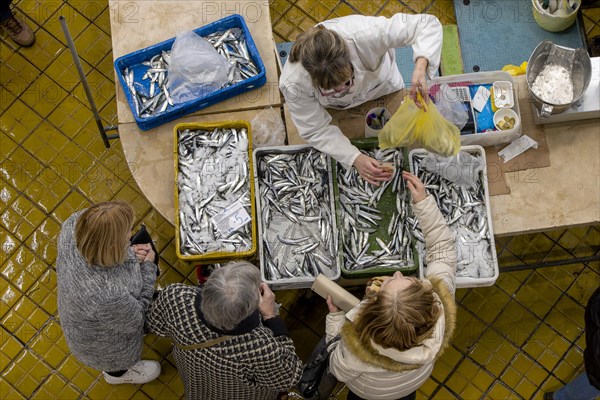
200 261 261 331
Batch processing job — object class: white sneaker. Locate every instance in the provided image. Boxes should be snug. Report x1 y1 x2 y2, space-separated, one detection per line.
103 360 161 384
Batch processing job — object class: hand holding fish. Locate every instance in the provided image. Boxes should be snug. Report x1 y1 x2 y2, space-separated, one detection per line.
353 154 393 186
402 171 427 203
258 283 277 319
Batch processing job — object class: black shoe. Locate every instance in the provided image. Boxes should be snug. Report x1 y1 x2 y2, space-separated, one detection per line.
543 392 554 400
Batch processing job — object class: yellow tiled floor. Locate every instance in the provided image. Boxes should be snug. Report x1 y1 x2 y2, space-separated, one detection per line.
1 0 599 399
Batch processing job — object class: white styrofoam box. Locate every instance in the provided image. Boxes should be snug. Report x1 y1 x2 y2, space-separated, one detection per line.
430 71 522 147
253 145 341 290
408 145 499 288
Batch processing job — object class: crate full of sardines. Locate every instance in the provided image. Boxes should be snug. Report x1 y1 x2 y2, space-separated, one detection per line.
334 139 422 280
174 121 257 261
114 14 266 131
408 145 499 288
254 145 341 290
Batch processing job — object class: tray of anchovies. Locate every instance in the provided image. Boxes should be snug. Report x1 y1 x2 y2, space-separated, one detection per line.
334 139 422 280
409 145 499 288
114 14 266 131
253 145 341 290
174 121 256 261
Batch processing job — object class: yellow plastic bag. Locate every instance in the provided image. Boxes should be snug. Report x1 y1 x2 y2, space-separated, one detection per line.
378 95 460 157
501 61 528 76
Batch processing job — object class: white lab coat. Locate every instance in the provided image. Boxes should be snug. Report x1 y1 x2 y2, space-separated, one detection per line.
279 14 443 170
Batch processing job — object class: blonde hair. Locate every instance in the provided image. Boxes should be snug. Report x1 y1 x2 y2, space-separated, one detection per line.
75 201 134 268
353 277 441 351
289 25 353 90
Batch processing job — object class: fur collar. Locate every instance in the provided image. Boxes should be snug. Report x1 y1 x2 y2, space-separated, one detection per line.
340 277 457 372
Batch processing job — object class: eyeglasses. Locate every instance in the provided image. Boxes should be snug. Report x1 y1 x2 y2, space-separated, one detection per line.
319 73 355 97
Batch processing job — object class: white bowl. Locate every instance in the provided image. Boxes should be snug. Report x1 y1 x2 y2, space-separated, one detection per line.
494 108 519 131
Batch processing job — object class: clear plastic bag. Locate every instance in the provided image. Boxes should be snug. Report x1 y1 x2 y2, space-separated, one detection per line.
167 31 231 104
251 107 286 148
419 151 485 190
435 83 469 130
378 95 461 157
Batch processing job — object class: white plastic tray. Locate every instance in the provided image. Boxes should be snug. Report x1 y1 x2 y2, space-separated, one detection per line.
408 145 499 288
430 71 521 147
253 145 341 290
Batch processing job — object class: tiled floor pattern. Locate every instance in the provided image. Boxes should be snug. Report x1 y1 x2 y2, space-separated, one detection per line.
1 0 599 399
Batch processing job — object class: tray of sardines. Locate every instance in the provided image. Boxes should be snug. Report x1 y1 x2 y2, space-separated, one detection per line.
408 145 499 288
174 121 257 261
333 138 422 280
115 14 266 131
253 145 341 290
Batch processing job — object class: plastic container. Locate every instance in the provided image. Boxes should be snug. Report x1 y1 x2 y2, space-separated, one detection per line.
334 138 422 280
429 71 522 147
365 107 391 138
253 145 341 290
492 81 515 109
408 146 499 288
532 0 580 33
173 120 257 261
114 14 266 131
493 108 520 131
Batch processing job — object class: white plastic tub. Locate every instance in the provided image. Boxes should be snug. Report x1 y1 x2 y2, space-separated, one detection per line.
430 71 522 147
253 145 341 290
408 145 499 288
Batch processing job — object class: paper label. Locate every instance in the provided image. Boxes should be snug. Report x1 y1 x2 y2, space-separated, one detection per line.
472 86 491 112
210 200 251 237
498 135 539 163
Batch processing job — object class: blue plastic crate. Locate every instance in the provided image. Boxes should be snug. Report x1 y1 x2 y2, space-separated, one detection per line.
114 14 266 131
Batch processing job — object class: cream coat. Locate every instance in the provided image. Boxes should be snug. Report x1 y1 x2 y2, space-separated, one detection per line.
325 195 457 399
279 14 442 170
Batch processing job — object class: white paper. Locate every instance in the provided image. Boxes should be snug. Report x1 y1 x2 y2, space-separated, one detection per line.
472 86 491 112
210 200 251 237
498 135 539 163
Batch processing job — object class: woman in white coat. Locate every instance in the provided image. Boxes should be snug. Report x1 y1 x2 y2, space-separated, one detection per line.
279 14 443 186
324 172 457 400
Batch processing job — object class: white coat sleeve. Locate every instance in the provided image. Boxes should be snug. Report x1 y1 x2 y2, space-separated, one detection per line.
352 13 443 78
412 195 457 294
280 80 361 170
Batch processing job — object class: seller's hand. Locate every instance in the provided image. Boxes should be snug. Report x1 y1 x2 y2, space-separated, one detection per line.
410 57 429 109
403 171 427 203
326 295 340 313
354 154 393 186
258 283 277 319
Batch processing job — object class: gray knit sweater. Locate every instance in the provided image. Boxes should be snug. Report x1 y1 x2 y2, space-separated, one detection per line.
56 210 157 371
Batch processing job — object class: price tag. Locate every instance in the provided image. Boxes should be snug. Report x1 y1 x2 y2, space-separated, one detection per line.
210 200 251 237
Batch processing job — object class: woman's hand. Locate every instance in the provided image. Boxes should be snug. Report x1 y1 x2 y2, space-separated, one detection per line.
258 283 277 320
402 171 427 203
326 295 340 313
132 243 153 262
353 154 393 186
410 57 429 109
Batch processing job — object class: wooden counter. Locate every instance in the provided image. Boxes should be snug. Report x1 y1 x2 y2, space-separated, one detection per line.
109 0 281 125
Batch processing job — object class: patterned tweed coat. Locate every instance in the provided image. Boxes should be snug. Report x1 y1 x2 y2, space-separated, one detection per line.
146 284 302 400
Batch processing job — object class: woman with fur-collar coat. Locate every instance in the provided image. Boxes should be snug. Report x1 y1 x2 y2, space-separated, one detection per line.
324 172 457 400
